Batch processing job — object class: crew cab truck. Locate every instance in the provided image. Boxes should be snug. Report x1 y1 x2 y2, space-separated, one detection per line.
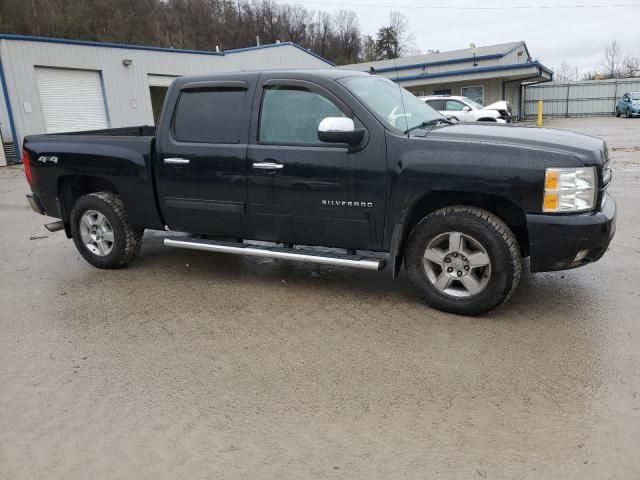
23 69 616 316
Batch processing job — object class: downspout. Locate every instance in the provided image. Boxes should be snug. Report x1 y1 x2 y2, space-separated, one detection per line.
0 46 20 163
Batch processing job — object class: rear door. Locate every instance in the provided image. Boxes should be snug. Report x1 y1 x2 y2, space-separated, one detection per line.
246 76 387 250
155 75 256 236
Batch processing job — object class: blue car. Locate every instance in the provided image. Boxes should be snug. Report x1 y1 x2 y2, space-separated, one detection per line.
616 92 640 118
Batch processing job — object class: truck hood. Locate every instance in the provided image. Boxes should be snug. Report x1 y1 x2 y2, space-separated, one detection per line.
427 123 606 164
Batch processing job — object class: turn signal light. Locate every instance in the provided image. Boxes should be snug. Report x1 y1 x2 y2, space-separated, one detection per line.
543 192 558 211
544 170 558 190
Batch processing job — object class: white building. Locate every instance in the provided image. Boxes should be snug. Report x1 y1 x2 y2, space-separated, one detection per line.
342 41 552 119
0 34 333 164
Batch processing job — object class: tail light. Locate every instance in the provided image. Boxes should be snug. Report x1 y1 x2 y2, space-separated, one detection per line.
22 150 33 185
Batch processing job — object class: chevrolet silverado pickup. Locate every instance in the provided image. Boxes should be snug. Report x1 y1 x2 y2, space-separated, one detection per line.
23 69 616 315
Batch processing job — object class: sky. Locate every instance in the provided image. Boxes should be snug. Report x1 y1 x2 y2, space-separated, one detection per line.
287 0 640 73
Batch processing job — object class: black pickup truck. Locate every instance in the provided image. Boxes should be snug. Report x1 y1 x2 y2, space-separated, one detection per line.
23 69 616 315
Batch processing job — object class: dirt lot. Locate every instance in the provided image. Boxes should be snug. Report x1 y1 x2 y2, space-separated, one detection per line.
1 117 639 479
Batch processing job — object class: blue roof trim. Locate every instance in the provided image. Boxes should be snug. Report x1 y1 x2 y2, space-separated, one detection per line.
0 59 19 157
390 61 552 82
0 34 225 56
370 53 505 74
224 41 335 66
0 34 335 64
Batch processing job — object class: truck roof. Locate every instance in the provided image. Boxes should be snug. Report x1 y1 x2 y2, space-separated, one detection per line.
175 68 370 83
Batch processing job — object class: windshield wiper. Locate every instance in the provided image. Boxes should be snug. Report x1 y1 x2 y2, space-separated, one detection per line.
403 117 453 135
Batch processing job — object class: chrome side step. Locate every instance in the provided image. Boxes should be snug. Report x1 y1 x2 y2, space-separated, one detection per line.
164 238 385 271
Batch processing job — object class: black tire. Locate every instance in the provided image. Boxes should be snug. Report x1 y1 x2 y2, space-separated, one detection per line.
70 191 143 269
615 107 621 117
477 118 497 122
405 206 522 316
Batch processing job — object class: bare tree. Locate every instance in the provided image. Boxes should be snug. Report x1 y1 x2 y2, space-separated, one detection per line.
554 61 580 82
599 39 622 79
621 51 640 78
332 10 361 64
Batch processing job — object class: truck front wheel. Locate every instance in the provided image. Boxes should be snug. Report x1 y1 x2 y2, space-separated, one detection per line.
70 192 143 269
405 206 522 316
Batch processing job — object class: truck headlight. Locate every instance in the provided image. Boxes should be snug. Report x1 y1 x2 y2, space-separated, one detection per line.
543 167 597 212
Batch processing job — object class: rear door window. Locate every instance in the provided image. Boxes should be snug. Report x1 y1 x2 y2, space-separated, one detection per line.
426 99 445 110
173 89 246 143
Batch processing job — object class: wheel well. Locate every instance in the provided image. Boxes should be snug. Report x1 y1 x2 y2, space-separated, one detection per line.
57 176 119 236
477 117 497 122
402 191 529 257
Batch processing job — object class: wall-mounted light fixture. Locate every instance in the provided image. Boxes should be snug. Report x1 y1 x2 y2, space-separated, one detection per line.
470 43 478 67
122 59 133 67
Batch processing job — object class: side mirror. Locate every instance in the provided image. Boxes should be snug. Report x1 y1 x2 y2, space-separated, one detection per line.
462 106 472 112
318 117 365 145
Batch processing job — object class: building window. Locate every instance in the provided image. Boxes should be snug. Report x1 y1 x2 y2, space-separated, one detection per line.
434 88 451 95
461 85 484 105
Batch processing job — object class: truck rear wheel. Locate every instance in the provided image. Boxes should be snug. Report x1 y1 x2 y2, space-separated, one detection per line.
405 206 522 316
70 192 143 269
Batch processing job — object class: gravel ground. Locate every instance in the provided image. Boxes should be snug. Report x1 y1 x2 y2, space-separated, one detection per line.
1 116 639 479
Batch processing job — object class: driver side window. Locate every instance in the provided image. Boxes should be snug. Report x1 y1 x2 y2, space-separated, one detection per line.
259 86 345 145
445 100 466 111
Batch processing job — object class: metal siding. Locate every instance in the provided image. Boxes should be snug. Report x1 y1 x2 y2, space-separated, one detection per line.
0 40 329 148
524 78 640 118
388 65 542 89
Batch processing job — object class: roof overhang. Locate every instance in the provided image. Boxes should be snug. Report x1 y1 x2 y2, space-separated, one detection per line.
389 61 553 87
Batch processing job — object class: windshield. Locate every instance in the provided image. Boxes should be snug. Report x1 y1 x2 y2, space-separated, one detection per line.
339 75 444 132
464 98 485 109
631 93 640 100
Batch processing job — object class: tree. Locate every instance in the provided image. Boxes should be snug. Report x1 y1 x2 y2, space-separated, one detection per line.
332 10 361 64
621 52 640 78
554 61 580 82
372 11 414 60
598 39 622 79
361 35 377 62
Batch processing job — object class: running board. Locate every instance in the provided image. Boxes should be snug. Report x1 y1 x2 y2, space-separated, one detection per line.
164 238 385 271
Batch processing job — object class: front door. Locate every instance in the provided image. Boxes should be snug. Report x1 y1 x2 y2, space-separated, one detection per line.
155 76 256 236
443 99 474 121
246 77 386 251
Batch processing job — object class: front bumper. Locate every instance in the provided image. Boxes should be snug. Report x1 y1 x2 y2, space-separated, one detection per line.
527 192 616 272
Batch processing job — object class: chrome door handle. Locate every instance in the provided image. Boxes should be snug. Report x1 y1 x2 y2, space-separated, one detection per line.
164 157 190 165
252 162 283 170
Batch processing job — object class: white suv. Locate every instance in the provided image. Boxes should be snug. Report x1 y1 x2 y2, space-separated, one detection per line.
420 95 510 123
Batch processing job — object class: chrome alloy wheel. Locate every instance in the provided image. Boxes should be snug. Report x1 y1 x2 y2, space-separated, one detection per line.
79 210 115 256
423 231 492 298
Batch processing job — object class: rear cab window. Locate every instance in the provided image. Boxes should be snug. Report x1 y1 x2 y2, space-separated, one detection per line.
173 88 246 143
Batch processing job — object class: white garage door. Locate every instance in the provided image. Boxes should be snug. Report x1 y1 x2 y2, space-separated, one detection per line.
35 67 109 134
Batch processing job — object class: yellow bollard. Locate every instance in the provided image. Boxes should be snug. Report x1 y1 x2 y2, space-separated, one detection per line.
537 99 543 127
